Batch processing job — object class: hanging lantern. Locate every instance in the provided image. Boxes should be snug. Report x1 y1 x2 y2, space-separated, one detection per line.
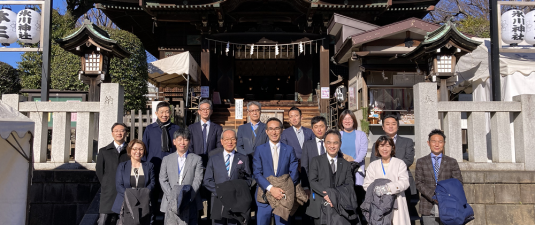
0 8 17 46
525 10 535 46
501 9 525 47
225 42 229 56
16 8 41 44
299 42 303 54
275 44 279 56
250 44 254 55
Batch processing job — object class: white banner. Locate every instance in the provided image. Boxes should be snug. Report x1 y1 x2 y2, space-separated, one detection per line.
235 99 243 119
321 87 330 99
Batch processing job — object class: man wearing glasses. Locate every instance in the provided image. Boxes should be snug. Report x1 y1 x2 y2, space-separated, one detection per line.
188 99 223 220
96 123 130 225
253 117 299 225
237 101 268 157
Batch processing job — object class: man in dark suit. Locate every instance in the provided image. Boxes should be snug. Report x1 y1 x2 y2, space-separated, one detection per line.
300 116 328 196
237 101 268 157
415 129 463 225
281 106 314 160
142 101 180 223
203 129 252 225
306 129 355 225
188 99 223 166
96 123 130 225
253 118 299 225
370 114 417 215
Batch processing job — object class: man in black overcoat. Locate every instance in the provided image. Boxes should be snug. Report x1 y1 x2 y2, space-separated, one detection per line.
96 123 130 225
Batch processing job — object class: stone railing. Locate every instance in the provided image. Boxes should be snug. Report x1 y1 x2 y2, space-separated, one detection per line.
1 84 124 170
414 83 535 171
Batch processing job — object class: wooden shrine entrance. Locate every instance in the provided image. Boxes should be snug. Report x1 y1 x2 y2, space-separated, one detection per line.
234 60 295 100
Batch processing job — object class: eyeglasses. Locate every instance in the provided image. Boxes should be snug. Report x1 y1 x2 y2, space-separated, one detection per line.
248 109 260 113
267 127 282 132
132 148 144 151
113 130 126 133
199 108 211 112
222 138 237 142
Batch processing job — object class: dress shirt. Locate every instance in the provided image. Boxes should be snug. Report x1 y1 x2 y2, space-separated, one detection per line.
201 120 211 142
315 137 325 155
293 126 305 148
326 154 338 172
223 150 235 174
113 141 125 153
266 141 280 191
177 151 188 184
431 153 443 170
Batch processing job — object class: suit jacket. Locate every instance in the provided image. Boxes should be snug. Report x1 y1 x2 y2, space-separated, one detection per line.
159 151 204 212
188 121 223 166
306 154 354 218
415 154 463 216
300 139 321 189
203 149 252 219
96 141 130 214
281 126 314 159
237 122 268 156
112 160 155 214
371 135 416 194
253 142 299 206
142 122 180 171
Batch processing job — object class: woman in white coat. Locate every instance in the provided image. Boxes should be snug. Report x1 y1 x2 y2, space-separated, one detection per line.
363 136 411 225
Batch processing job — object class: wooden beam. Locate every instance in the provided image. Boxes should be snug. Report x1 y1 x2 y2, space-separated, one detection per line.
0 48 41 52
320 40 329 114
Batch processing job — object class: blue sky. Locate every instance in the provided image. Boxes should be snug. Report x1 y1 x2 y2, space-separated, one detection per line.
0 1 66 68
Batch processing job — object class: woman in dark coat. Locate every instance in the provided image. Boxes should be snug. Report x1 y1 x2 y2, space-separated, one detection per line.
112 139 156 223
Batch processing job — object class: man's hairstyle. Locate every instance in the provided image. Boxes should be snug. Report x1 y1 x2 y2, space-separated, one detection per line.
324 129 342 143
266 117 283 129
199 99 213 110
173 127 191 140
247 101 262 111
374 136 396 158
428 129 446 141
288 106 302 116
220 129 237 140
337 109 358 130
126 139 147 157
382 114 399 127
156 101 171 112
311 116 327 127
111 122 128 132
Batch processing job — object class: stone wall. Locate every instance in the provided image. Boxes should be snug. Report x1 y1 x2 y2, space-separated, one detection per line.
463 171 535 225
28 170 100 225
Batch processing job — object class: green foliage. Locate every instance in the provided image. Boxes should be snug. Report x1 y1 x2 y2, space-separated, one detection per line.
17 10 148 111
360 107 370 135
103 28 149 112
18 10 84 91
457 16 490 38
0 61 21 95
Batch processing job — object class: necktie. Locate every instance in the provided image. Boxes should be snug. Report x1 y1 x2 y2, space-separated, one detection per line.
319 140 325 155
117 146 122 154
330 159 336 174
433 156 441 183
297 129 304 147
225 154 231 177
202 123 208 153
272 145 279 175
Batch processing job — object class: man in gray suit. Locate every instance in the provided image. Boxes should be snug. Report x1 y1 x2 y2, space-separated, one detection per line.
159 127 204 224
370 114 417 216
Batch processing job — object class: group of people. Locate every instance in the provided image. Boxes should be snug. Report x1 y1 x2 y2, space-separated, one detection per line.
95 99 463 225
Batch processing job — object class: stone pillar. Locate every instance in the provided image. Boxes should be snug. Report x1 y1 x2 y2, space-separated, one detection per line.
75 112 95 163
444 111 463 162
413 83 440 159
30 112 49 163
97 83 125 150
491 112 512 162
513 95 535 171
51 112 71 163
467 112 488 162
1 94 21 110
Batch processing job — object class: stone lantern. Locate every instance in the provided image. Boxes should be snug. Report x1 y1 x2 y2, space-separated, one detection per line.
402 19 481 101
56 19 130 101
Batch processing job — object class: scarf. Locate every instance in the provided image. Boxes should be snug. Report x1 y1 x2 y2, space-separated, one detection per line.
156 119 171 152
